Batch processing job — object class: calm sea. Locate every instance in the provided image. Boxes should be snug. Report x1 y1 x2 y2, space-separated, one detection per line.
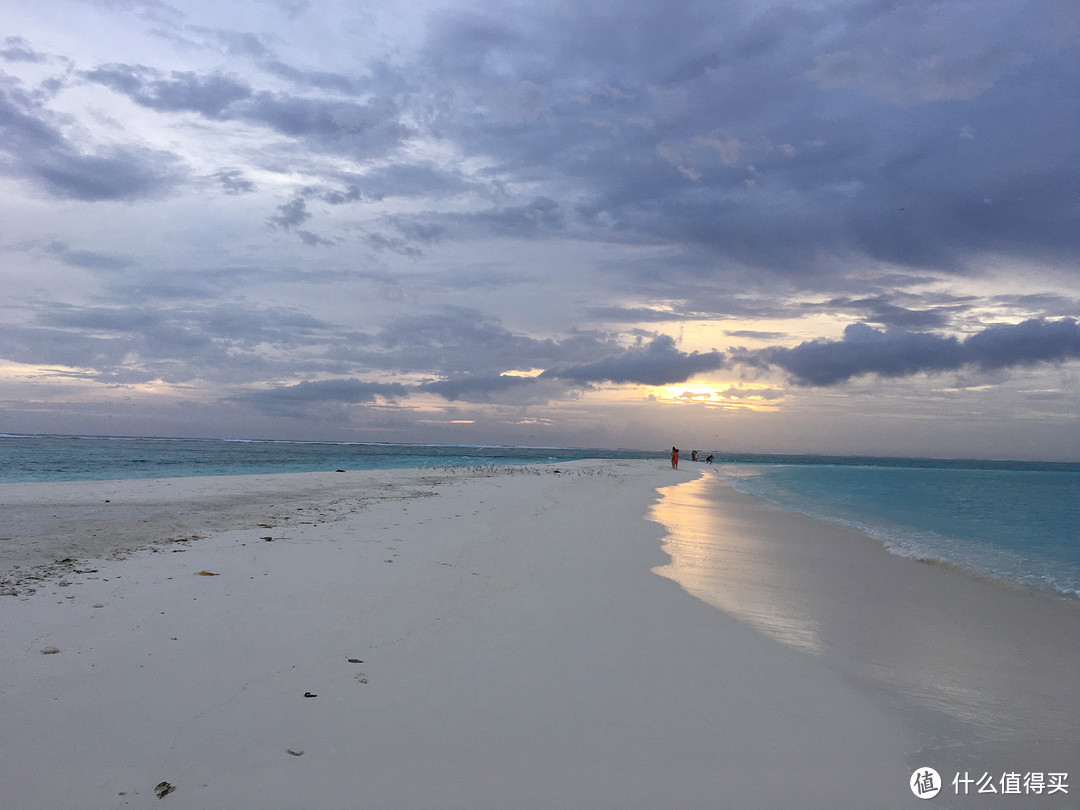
726 459 1080 598
0 434 664 483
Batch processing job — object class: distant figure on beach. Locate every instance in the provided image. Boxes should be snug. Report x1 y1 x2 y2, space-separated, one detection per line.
705 454 714 464
671 447 679 469
691 450 698 462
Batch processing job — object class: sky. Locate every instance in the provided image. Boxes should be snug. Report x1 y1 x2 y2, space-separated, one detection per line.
1 0 1078 460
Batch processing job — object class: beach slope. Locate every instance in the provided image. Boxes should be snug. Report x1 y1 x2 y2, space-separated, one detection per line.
2 462 932 808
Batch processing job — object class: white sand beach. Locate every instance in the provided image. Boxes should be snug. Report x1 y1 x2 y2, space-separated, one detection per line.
0 461 1075 808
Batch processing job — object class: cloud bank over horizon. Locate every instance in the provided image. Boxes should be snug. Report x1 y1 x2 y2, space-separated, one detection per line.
1 0 1078 459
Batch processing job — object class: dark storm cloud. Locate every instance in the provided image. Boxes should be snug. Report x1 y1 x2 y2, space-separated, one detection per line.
0 79 184 200
752 318 1080 386
542 335 726 386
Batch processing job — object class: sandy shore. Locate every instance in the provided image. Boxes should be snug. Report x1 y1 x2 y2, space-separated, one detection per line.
0 461 1074 808
0 469 455 589
654 470 1080 808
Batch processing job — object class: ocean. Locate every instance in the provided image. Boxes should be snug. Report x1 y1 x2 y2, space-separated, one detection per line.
0 434 664 483
3 434 1078 599
726 459 1080 599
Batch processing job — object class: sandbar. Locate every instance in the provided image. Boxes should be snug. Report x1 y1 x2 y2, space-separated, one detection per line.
1 461 1073 808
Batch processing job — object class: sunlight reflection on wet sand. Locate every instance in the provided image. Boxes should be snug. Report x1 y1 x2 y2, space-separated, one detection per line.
651 473 824 656
648 469 1080 755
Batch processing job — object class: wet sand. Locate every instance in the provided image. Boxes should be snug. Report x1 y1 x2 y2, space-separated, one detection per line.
652 469 1080 808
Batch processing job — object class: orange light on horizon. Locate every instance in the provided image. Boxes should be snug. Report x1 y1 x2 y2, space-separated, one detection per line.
647 381 784 412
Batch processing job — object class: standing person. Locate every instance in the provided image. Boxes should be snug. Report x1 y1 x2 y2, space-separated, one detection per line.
671 446 679 469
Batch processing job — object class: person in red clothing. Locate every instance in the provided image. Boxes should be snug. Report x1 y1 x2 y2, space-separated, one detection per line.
670 446 679 469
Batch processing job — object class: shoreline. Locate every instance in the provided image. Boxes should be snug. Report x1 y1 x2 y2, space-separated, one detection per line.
0 461 1074 807
652 469 1080 803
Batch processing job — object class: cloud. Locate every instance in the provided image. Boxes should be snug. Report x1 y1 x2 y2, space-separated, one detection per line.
717 385 783 401
1 36 47 63
542 335 725 385
48 2 1080 275
45 241 133 271
724 329 788 340
586 306 692 323
83 63 412 156
243 340 732 413
964 318 1080 371
754 318 1080 386
367 308 621 378
244 373 553 413
35 147 183 201
0 79 184 200
1 2 1078 455
418 374 541 401
261 60 362 95
269 197 310 229
215 169 255 195
0 302 355 385
296 229 335 247
241 92 410 151
822 297 955 329
84 64 253 116
472 197 565 236
248 378 409 405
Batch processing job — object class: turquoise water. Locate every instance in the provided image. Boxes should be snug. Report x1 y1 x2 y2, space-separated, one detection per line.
0 434 664 483
729 461 1080 598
